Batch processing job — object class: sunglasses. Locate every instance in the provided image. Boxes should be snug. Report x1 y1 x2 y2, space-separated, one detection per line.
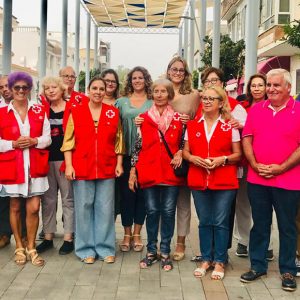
13 85 29 92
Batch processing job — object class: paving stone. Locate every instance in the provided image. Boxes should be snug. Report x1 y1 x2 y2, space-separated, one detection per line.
71 285 96 299
226 286 251 300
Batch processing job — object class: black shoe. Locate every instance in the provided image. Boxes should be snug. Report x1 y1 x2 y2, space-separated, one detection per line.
281 273 297 292
38 230 45 241
240 270 267 283
59 241 74 255
236 243 248 257
36 239 54 253
266 249 274 261
190 255 203 262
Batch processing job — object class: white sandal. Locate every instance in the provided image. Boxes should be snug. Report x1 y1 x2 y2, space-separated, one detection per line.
211 263 225 280
194 267 207 278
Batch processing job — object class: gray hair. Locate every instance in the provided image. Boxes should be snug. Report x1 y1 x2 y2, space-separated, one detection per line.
266 68 292 86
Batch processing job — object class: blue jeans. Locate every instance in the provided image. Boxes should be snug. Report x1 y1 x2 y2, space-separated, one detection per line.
192 189 236 263
248 183 300 275
143 186 179 256
72 179 115 260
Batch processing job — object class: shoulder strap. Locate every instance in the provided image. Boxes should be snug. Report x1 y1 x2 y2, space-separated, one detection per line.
158 129 173 159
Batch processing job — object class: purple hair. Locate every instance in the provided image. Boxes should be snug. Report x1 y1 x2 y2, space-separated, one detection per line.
8 72 33 90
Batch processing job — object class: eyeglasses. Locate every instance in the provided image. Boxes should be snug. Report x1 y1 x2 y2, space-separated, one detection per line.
61 75 77 80
202 96 221 103
104 79 117 85
13 85 29 92
170 67 185 74
203 78 220 86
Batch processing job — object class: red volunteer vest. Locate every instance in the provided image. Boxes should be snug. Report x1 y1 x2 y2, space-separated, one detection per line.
187 119 238 190
136 112 184 188
0 104 49 184
66 102 119 180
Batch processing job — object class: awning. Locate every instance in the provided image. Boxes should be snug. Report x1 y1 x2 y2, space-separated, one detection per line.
81 0 188 29
257 56 290 74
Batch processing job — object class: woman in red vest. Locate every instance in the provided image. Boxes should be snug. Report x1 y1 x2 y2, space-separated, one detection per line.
129 79 184 271
183 86 241 280
61 76 124 264
0 71 51 267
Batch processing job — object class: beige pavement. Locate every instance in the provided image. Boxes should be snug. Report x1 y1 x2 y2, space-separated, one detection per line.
0 200 297 300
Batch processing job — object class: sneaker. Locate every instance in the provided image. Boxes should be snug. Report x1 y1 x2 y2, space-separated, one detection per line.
236 243 248 257
295 258 300 277
266 249 274 261
59 241 74 255
36 239 54 253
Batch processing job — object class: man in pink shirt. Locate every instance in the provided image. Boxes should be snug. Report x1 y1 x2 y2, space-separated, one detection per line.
240 69 300 292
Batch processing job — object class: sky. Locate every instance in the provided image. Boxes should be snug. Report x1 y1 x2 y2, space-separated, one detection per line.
0 0 180 79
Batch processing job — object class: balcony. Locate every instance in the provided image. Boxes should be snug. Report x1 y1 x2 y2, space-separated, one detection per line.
221 0 241 19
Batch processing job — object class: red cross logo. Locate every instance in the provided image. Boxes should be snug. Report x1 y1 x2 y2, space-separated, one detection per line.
106 109 115 119
173 112 181 121
32 105 42 114
221 123 232 132
196 132 201 137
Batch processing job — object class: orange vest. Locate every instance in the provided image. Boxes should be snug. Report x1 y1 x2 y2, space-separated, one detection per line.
187 119 238 190
0 105 49 184
67 102 119 180
136 112 184 188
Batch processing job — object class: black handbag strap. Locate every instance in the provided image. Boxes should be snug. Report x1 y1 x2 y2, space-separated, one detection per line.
158 129 174 159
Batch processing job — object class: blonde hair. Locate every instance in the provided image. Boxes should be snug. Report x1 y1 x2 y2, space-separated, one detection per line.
166 56 192 95
152 78 175 100
41 76 68 100
203 86 232 120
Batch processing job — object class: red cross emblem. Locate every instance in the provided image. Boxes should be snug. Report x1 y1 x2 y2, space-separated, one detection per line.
221 123 232 132
196 132 201 137
74 95 83 104
32 105 42 114
173 112 181 121
106 109 115 119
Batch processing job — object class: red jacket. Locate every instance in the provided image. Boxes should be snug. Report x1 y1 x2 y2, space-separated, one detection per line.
0 105 49 184
136 112 184 188
64 102 120 180
63 91 89 132
187 119 238 190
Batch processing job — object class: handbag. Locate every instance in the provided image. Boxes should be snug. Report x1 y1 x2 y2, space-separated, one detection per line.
158 127 189 177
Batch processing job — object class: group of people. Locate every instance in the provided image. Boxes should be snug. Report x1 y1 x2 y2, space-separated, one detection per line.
0 56 300 292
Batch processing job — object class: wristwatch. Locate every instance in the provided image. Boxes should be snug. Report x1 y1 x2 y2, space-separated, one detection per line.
223 156 229 166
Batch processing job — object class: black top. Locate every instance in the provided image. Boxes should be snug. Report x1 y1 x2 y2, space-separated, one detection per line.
48 108 64 161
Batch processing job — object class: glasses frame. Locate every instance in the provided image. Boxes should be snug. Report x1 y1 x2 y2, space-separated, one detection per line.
12 85 29 92
202 96 221 103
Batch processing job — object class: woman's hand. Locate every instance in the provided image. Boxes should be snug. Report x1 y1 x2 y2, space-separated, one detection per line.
207 156 225 169
128 167 138 192
180 114 190 125
189 155 212 168
65 165 76 180
13 136 38 149
171 150 183 169
134 115 144 127
229 118 242 129
115 164 124 177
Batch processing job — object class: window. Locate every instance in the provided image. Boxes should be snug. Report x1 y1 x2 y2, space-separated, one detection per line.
296 69 300 94
260 0 275 31
278 0 290 24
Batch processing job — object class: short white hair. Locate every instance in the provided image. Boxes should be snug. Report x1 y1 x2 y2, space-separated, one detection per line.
267 68 292 86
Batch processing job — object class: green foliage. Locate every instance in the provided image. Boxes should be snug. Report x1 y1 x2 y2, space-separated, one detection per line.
192 70 199 89
200 34 245 83
78 68 102 92
283 20 300 49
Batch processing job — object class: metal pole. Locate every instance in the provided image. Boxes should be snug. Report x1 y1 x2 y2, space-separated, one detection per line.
183 16 188 60
244 0 260 91
74 0 80 90
61 0 68 68
189 1 195 71
178 27 183 57
94 24 99 70
199 0 207 68
39 0 48 79
85 13 91 94
2 0 12 75
212 0 221 68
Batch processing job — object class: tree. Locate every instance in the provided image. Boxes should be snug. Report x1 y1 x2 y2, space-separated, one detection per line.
199 34 245 83
283 20 300 49
78 68 102 92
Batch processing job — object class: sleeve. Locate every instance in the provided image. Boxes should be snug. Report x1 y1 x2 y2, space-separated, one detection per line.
242 110 253 138
36 114 52 149
0 139 13 152
115 120 125 155
60 114 75 152
231 104 247 127
130 127 142 167
232 128 241 142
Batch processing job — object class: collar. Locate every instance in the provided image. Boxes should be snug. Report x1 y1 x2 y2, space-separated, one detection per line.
198 114 225 124
7 99 32 112
263 96 295 111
